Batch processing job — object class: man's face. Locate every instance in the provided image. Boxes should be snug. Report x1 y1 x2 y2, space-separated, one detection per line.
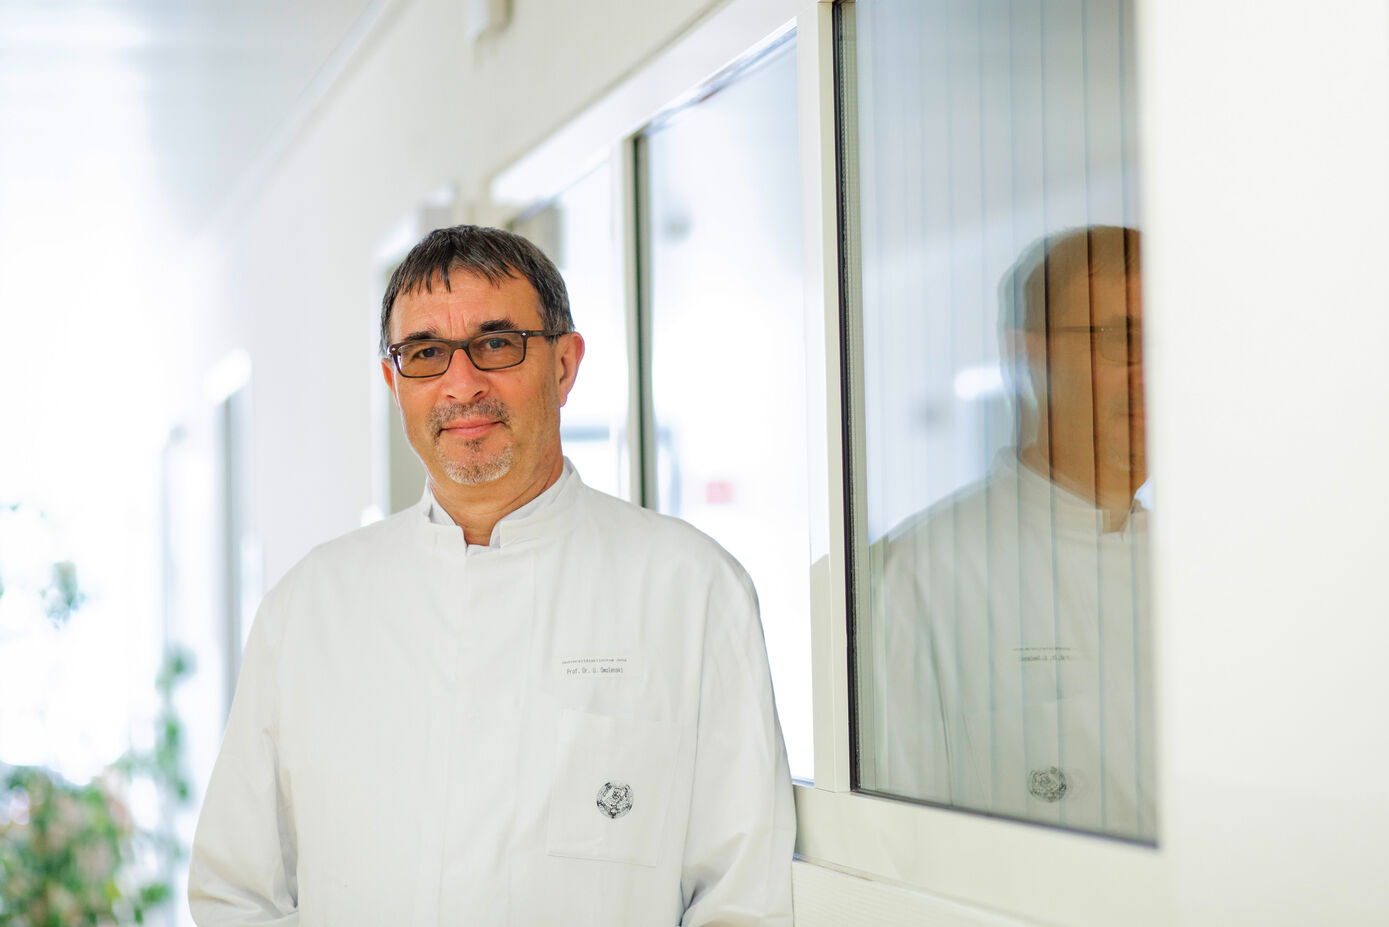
1026 264 1145 495
381 269 583 495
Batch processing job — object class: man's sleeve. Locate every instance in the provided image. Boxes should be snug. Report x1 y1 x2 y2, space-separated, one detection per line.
188 593 299 926
680 568 796 926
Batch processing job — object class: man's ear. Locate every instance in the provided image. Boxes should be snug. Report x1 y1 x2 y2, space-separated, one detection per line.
380 358 400 407
554 332 585 407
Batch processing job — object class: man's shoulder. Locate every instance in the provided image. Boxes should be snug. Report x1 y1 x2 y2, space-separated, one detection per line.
881 474 996 548
572 483 751 579
572 482 726 546
241 507 420 654
273 505 420 592
320 503 417 554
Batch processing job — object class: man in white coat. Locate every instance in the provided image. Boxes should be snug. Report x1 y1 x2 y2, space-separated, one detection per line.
866 226 1154 841
188 225 795 925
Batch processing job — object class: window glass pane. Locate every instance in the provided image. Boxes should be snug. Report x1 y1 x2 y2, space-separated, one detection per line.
643 38 812 780
844 0 1153 841
512 165 631 500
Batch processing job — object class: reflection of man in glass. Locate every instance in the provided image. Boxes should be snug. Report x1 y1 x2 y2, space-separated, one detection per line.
869 226 1154 841
1012 225 1145 534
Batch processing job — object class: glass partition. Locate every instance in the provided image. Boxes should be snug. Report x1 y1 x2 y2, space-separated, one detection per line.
843 0 1154 841
641 37 813 780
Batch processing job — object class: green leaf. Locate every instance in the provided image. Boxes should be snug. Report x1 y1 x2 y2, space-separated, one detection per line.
41 561 86 627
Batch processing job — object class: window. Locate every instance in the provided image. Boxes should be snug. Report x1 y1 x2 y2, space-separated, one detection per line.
840 0 1152 842
640 37 813 780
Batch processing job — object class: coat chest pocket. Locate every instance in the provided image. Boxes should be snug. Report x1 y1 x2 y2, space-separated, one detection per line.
546 709 679 868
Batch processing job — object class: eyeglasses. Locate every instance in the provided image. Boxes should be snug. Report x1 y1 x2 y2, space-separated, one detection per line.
1048 324 1142 364
387 330 567 377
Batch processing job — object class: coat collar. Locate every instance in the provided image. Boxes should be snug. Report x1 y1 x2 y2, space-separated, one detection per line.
412 458 582 552
1004 451 1149 538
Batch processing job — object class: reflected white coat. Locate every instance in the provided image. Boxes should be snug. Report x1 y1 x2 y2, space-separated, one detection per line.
865 453 1155 841
188 466 794 926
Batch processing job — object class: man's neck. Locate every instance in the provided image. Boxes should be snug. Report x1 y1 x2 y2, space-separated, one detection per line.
1017 443 1140 531
430 454 564 545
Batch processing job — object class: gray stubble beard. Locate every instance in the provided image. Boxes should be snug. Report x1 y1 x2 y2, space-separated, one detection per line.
440 442 515 485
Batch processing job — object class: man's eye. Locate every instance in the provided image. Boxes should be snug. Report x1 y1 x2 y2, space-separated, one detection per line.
478 337 510 351
407 345 441 360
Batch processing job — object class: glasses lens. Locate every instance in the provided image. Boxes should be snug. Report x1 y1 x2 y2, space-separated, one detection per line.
397 340 453 376
467 332 526 370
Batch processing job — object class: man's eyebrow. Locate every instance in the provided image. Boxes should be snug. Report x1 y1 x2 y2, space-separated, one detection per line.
396 319 519 343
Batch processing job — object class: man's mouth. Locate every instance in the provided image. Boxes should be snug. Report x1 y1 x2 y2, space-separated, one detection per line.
439 420 500 441
428 400 510 439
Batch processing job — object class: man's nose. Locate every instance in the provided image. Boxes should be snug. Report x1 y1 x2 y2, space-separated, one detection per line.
438 347 490 399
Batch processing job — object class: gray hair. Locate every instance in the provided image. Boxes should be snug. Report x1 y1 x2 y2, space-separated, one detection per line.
379 224 572 354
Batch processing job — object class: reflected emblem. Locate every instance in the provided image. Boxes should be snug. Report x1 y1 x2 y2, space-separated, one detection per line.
1028 767 1068 802
596 781 634 819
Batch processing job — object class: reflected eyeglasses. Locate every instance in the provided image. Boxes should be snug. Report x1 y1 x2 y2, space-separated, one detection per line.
1048 324 1142 364
387 330 567 377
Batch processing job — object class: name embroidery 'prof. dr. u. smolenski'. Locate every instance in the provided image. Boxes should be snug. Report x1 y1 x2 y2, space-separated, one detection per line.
560 656 632 677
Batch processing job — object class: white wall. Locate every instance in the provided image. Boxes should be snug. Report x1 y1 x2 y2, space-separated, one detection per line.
1143 0 1389 923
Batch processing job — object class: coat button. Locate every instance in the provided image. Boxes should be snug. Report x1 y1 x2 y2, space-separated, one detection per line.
1028 766 1068 802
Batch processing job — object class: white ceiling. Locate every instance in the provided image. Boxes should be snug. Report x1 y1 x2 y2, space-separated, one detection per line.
0 0 378 238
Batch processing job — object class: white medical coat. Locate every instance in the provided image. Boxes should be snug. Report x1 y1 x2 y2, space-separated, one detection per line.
188 465 795 926
863 453 1155 841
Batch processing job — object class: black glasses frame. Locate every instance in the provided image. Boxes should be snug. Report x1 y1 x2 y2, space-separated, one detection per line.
1047 324 1142 364
387 329 568 377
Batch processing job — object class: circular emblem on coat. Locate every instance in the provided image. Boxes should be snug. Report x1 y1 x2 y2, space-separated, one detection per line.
1028 766 1068 802
596 781 634 819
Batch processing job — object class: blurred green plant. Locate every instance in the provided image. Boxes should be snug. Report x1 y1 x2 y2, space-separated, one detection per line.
0 502 86 630
1 502 193 925
0 650 193 927
41 561 85 629
0 766 164 925
115 649 195 805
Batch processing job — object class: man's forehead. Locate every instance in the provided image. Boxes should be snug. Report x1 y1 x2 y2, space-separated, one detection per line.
397 265 529 300
1050 266 1142 322
392 268 544 329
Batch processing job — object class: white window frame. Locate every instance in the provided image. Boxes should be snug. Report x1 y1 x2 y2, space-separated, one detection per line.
487 1 1168 923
